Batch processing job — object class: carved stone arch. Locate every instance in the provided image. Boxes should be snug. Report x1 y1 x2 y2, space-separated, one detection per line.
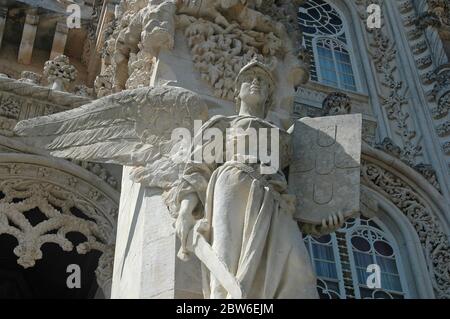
0 148 120 297
361 143 450 299
361 185 435 298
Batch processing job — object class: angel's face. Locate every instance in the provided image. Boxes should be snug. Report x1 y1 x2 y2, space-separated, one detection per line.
238 70 270 113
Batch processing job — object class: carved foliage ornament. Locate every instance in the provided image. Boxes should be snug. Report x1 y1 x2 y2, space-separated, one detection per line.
182 17 280 100
175 0 307 101
322 92 352 116
356 0 422 166
94 0 309 99
429 65 450 120
361 160 450 298
375 137 442 192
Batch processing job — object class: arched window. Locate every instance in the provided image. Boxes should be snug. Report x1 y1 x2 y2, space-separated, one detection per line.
304 216 408 299
303 233 345 298
347 217 406 299
298 0 358 91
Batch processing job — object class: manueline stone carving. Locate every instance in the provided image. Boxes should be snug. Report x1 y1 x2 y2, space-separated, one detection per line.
18 71 41 85
126 49 154 89
0 160 118 295
443 141 450 155
356 0 422 166
322 92 352 116
181 16 280 100
429 65 450 120
362 160 450 298
414 163 442 192
43 55 77 92
376 137 402 159
0 76 90 137
417 0 450 40
94 0 309 99
14 86 209 207
376 137 442 192
176 0 308 99
14 60 362 299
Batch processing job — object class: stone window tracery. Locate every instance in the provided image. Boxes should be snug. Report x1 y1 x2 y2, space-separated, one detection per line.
0 156 119 297
298 0 358 91
304 233 345 298
304 216 408 299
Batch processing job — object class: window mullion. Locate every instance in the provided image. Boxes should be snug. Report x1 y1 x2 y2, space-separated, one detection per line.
331 45 342 89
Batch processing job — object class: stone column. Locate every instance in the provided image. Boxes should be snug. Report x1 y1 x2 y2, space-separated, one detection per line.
0 8 7 49
18 10 39 65
86 2 115 86
110 27 236 299
111 167 203 299
50 21 68 59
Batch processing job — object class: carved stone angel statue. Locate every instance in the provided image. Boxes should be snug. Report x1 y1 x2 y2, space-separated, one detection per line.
173 60 319 298
14 60 361 299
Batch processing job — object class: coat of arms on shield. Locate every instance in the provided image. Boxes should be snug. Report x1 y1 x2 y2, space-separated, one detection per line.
289 114 362 225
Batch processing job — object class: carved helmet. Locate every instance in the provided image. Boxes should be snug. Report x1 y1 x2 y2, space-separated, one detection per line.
234 59 275 117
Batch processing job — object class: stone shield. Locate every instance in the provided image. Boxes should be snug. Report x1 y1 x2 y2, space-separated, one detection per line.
289 114 362 225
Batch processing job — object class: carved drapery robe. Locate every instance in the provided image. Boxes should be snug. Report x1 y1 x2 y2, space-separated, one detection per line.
174 115 318 299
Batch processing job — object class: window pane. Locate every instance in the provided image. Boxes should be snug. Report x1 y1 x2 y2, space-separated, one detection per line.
355 267 367 285
351 237 371 252
374 241 394 257
376 256 398 274
336 62 354 75
321 68 338 83
341 74 355 87
380 273 402 292
320 58 335 70
335 51 351 63
317 46 333 59
312 243 334 261
354 251 372 268
315 260 338 279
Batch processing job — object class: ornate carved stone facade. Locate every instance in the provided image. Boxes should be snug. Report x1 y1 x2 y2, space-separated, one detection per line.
0 0 448 300
362 151 450 298
0 155 118 294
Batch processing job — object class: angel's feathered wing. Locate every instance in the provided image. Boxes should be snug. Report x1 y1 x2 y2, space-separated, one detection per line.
14 86 209 202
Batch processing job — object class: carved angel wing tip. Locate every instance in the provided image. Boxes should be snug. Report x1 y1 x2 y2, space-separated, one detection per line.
12 85 209 168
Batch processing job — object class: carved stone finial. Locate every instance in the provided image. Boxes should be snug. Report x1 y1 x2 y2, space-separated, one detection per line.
43 55 77 92
19 71 41 85
322 92 352 116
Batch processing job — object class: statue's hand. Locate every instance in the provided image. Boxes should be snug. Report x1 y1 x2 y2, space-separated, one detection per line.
300 212 345 236
175 193 199 261
319 211 345 234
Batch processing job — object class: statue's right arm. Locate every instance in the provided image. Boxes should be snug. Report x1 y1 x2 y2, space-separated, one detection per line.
176 193 199 261
172 116 228 260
